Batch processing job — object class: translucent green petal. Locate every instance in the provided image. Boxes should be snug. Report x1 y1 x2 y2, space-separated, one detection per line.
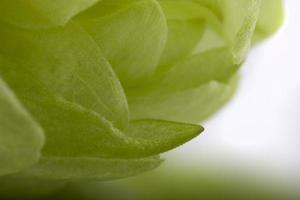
129 46 238 123
156 19 205 76
194 0 261 63
0 0 100 29
77 0 168 89
155 0 221 76
129 76 238 123
216 0 260 64
0 78 44 176
193 27 226 54
159 48 238 92
158 0 221 30
0 21 129 130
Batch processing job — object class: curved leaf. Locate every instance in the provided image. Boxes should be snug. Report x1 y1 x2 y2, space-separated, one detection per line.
0 78 44 176
129 76 238 123
77 0 168 88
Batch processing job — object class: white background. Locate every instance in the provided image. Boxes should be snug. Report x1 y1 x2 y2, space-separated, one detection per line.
168 0 300 183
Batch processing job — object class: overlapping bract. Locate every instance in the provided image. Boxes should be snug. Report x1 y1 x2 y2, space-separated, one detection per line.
0 0 283 180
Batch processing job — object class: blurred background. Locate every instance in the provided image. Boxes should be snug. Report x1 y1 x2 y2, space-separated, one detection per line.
2 1 300 199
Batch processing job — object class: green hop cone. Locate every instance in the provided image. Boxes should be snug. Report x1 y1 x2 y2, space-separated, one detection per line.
0 0 283 180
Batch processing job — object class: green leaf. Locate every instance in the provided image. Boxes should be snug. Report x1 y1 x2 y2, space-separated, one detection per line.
77 0 168 89
129 76 238 123
124 119 203 157
158 48 238 92
0 78 44 176
17 156 163 180
0 0 101 29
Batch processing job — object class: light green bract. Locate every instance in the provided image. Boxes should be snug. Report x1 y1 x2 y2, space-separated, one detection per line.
0 0 283 180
